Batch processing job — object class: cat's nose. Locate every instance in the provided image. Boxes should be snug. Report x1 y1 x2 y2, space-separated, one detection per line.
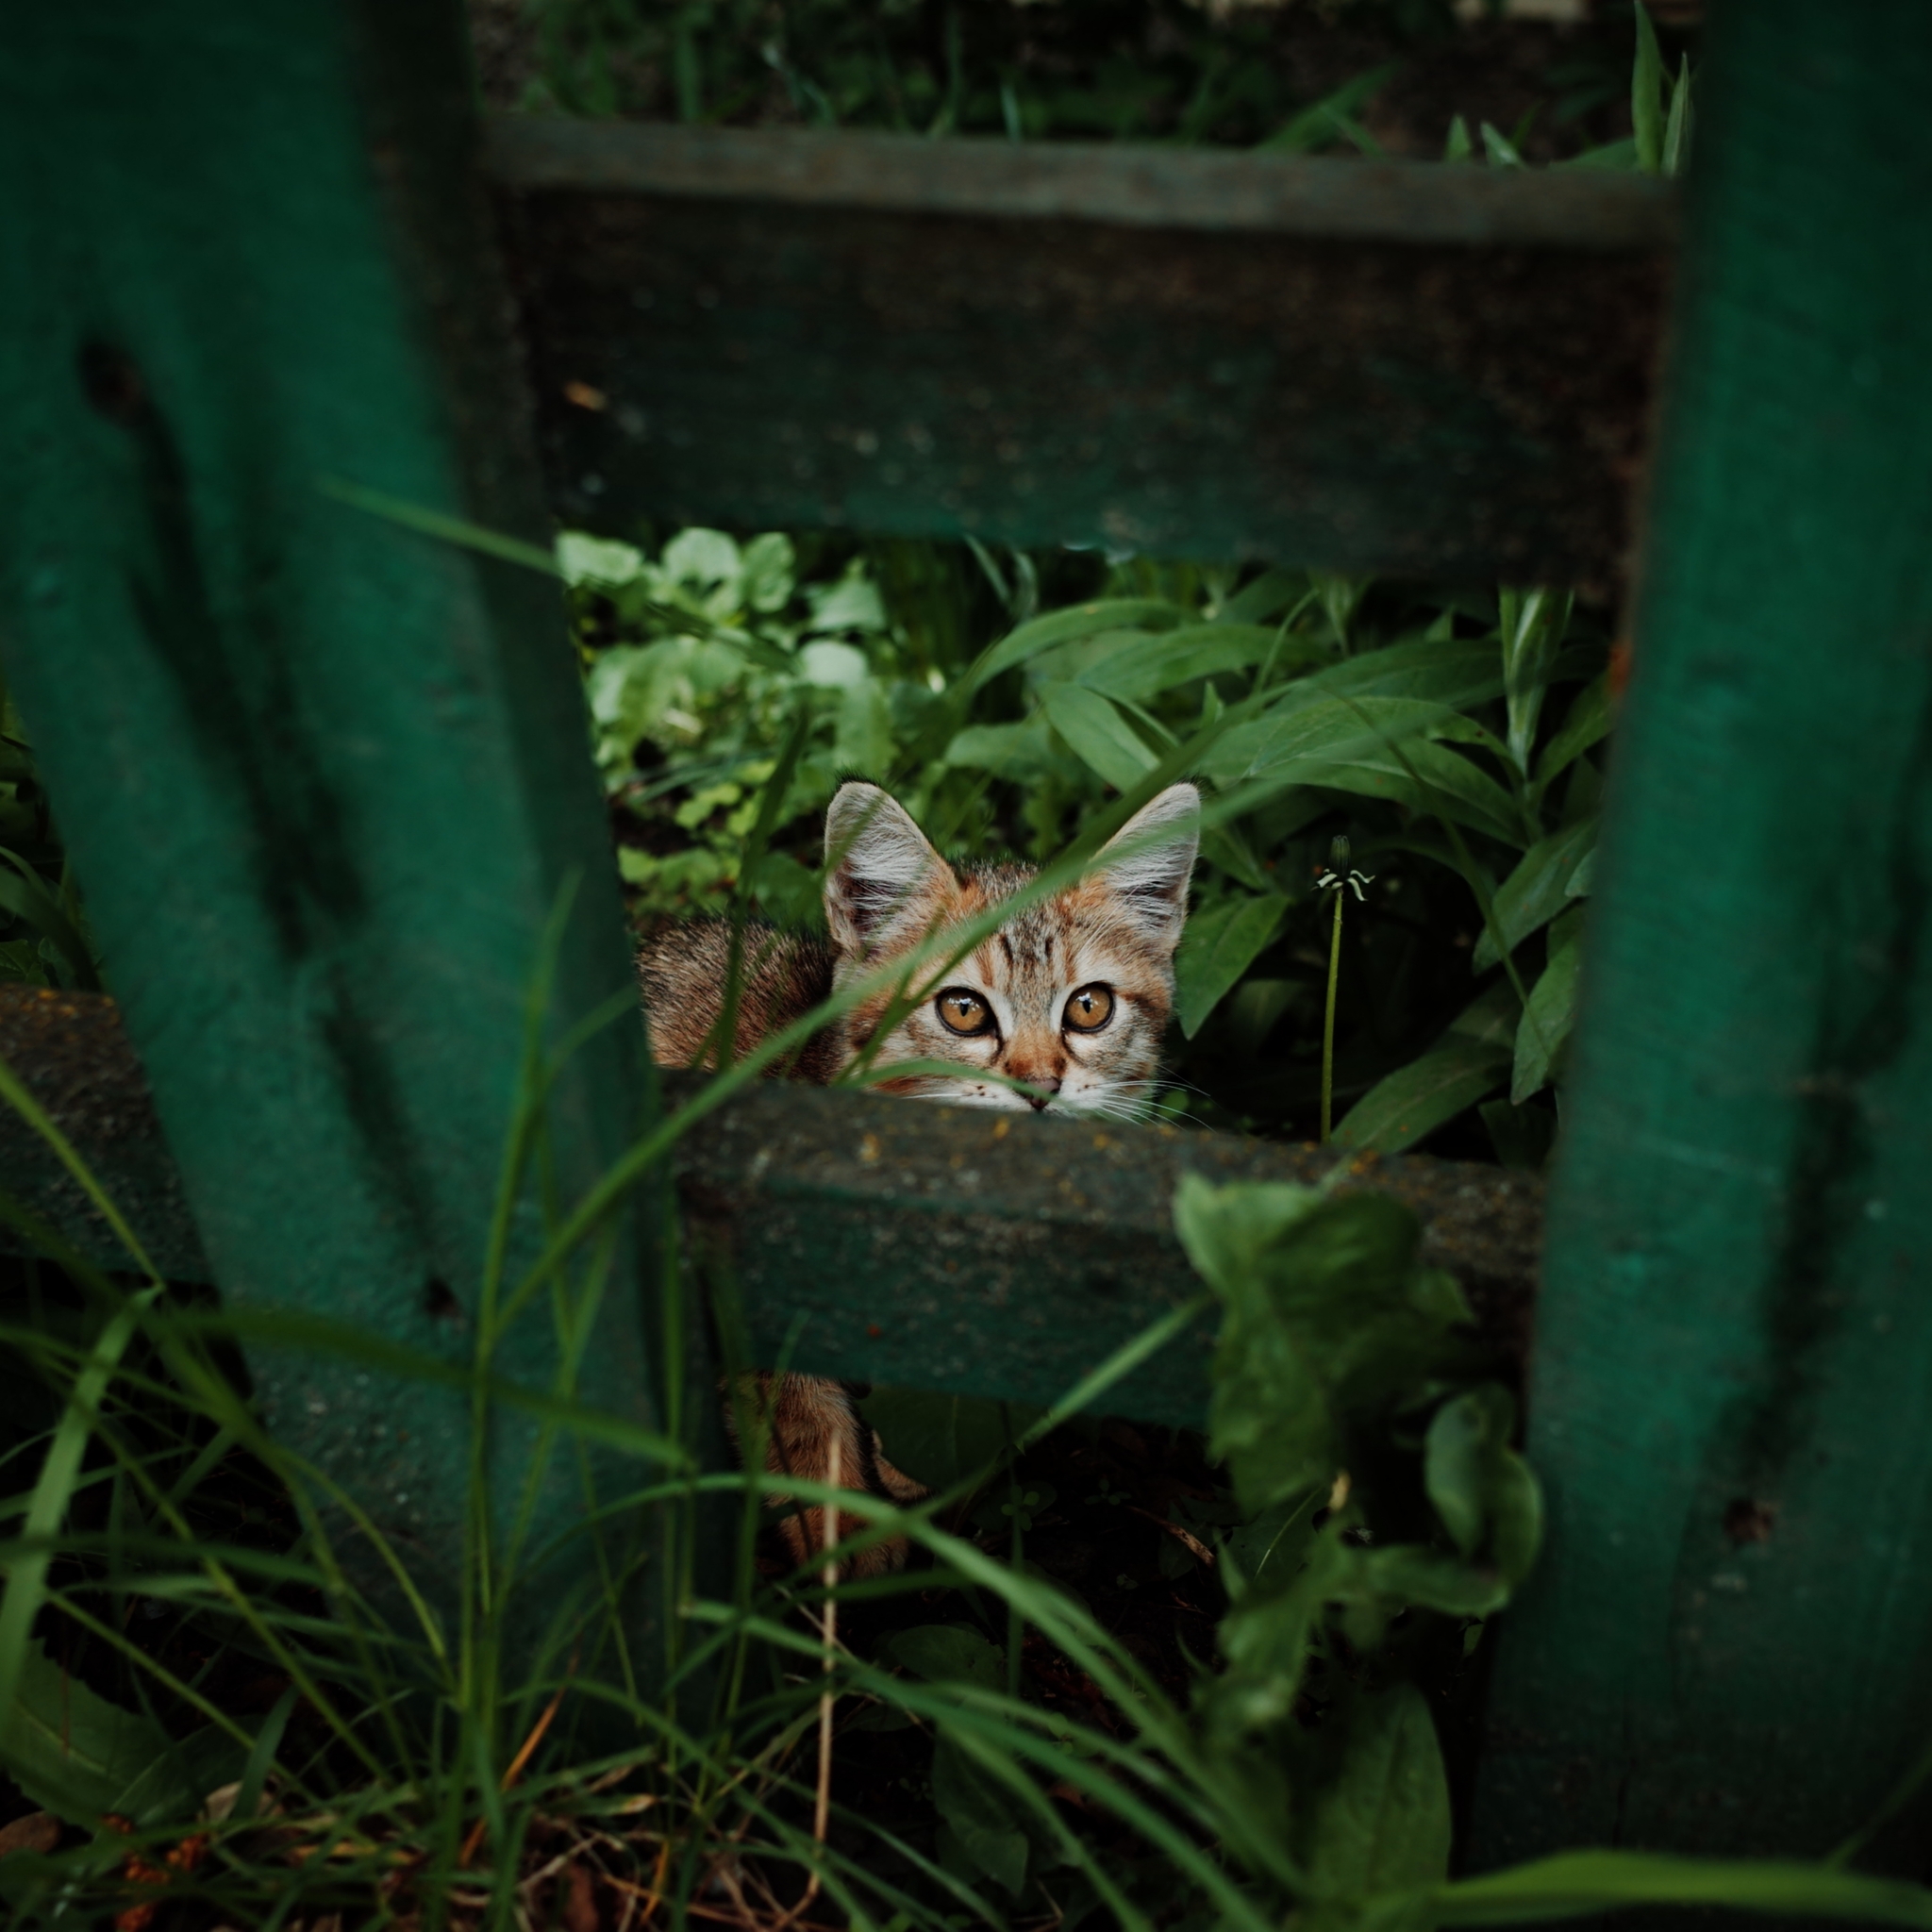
1026 1077 1061 1112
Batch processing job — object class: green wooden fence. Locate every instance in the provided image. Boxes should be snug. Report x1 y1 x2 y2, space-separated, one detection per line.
2 0 1929 1879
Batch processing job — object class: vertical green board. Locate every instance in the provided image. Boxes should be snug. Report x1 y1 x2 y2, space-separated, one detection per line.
1474 0 1932 1868
0 2 685 1687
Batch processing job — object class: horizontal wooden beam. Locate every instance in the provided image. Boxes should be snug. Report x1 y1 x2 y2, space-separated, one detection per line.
486 120 1677 249
486 123 1674 585
0 989 1542 1425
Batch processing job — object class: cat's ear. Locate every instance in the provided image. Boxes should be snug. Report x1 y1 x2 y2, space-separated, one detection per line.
1094 783 1199 949
824 782 952 957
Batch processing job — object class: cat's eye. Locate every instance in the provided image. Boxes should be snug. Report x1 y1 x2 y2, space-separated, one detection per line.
1062 984 1115 1032
935 988 995 1037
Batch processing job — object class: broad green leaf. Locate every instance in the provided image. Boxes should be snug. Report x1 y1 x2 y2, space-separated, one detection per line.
1174 893 1290 1038
834 677 894 776
1174 1173 1320 1293
555 531 644 587
883 1624 1005 1692
941 713 1066 782
1297 739 1524 847
931 1734 1031 1899
661 525 744 608
1041 681 1158 791
1024 625 1165 688
1076 624 1328 703
1220 1487 1324 1593
1488 1438 1545 1587
1565 849 1595 900
1298 636 1506 709
1632 2 1664 173
740 530 796 612
808 564 884 633
966 598 1184 691
1424 1390 1493 1557
1474 817 1598 969
858 1388 1041 1491
1204 693 1488 786
1433 1849 1932 1928
110 1724 248 1830
1358 1544 1512 1618
2 1635 194 1826
1511 909 1584 1103
1532 673 1609 798
1177 1175 1440 1512
1298 1683 1452 1896
1218 568 1308 624
1332 1034 1509 1155
1443 113 1474 163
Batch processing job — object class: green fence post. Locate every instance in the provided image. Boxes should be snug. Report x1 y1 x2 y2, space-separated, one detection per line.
0 2 694 1692
1474 0 1932 1867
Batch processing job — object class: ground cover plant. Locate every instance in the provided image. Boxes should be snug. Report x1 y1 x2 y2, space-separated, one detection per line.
6 1031 1932 1931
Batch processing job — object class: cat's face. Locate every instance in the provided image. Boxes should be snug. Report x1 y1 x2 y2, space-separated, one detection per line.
822 781 1198 1119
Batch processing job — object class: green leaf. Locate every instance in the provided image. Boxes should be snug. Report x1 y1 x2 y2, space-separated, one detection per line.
1479 121 1524 169
1554 136 1639 172
1177 1175 1442 1513
741 531 797 613
1040 681 1159 791
1218 569 1309 625
930 1733 1031 1899
1443 114 1473 164
1332 989 1515 1157
0 1636 231 1827
941 714 1066 783
1424 1390 1493 1557
1220 1487 1324 1593
1632 2 1665 174
1075 624 1327 704
882 1624 1005 1692
1358 1544 1512 1618
966 599 1184 691
1205 692 1489 787
1662 54 1693 177
555 531 645 588
858 1389 1041 1491
1473 818 1598 970
1301 636 1507 709
1532 673 1608 798
0 853 99 991
1299 1683 1451 1897
1300 738 1524 847
1433 1849 1932 1928
1174 894 1290 1038
1511 910 1584 1104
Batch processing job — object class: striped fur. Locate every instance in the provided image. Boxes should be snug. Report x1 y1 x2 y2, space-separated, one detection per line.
638 782 1199 1577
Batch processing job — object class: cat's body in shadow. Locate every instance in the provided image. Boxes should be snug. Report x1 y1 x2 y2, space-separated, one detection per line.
637 780 1199 1575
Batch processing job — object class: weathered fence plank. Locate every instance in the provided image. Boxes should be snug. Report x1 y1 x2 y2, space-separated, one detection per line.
1472 0 1932 1872
0 989 1541 1427
487 123 1673 585
0 0 686 1674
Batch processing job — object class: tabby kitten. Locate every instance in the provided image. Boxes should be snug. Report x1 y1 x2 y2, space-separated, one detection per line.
638 779 1199 1574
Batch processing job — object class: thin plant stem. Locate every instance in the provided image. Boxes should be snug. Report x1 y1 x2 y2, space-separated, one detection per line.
1321 883 1343 1142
